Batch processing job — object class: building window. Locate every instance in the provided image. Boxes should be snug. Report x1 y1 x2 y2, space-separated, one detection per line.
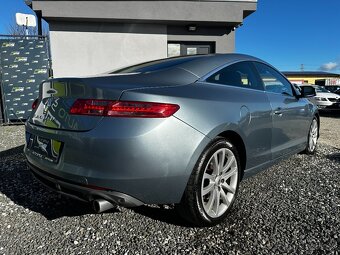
167 41 215 57
167 44 181 58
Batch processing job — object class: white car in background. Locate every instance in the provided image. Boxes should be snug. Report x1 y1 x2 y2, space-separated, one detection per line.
299 84 340 110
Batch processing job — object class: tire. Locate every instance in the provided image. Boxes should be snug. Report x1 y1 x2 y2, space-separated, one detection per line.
304 117 319 154
176 137 241 226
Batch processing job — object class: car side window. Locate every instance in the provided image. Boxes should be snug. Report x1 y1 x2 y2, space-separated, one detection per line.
206 61 263 90
254 62 294 96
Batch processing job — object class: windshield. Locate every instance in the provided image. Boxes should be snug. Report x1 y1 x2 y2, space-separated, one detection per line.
314 86 330 93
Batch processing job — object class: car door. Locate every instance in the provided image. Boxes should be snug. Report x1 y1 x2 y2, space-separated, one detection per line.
253 62 311 159
204 61 273 169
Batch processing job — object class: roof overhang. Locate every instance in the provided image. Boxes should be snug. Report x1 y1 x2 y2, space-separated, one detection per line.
31 0 257 27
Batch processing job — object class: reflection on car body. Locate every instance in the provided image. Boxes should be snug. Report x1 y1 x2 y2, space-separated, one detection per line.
24 54 319 226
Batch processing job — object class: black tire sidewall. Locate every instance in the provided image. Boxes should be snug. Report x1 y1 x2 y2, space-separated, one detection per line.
193 138 241 225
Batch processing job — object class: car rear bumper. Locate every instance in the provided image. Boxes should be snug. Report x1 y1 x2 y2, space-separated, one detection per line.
29 161 144 207
24 117 210 205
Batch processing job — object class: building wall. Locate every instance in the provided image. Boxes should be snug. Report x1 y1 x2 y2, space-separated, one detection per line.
49 23 167 77
286 76 340 85
49 21 235 77
167 26 235 53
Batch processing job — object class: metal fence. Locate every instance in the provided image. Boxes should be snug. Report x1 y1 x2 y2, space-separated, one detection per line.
0 35 52 124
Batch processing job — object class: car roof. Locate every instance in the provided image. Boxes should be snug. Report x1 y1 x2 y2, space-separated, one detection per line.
112 53 267 78
177 54 265 78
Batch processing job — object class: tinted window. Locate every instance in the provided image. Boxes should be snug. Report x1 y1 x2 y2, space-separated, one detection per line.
314 86 330 93
206 61 262 90
254 62 294 96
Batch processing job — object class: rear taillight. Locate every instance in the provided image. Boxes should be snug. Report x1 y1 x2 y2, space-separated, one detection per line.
69 99 180 118
32 98 39 110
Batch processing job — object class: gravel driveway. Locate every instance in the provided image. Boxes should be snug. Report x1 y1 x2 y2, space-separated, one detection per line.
0 116 339 254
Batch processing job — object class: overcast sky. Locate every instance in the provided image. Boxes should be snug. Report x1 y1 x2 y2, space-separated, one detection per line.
0 0 339 73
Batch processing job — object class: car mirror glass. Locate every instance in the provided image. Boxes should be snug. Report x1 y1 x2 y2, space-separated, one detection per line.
301 86 316 98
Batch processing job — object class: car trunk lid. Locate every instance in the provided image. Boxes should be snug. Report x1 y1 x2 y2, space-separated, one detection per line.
28 69 197 131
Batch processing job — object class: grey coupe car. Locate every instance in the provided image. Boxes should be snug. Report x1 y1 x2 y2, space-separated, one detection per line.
24 54 319 226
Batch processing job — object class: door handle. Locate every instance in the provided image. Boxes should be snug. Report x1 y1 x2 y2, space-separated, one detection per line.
274 107 283 116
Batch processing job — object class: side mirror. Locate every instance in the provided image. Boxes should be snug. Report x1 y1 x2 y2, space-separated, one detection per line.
292 84 302 97
300 86 316 98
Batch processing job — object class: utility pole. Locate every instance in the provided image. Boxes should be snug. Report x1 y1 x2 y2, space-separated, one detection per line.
25 17 28 37
300 64 304 72
15 13 36 36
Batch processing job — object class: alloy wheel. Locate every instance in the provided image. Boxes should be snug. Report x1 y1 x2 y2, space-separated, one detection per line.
309 119 318 152
201 148 238 218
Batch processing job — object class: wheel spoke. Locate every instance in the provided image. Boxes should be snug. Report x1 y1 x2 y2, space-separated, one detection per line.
213 154 219 175
218 149 226 174
222 156 235 174
222 182 236 194
313 137 317 144
220 188 230 206
206 188 216 213
203 173 215 181
221 167 237 180
214 188 221 216
202 182 214 196
312 126 317 134
309 136 313 150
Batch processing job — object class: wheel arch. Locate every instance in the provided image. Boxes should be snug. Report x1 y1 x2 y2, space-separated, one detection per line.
217 130 247 179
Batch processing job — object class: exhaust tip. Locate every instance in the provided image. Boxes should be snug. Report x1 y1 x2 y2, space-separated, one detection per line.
92 198 115 213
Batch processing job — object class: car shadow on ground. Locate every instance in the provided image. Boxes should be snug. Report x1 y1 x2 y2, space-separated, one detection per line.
131 205 193 227
326 152 340 163
0 145 113 220
320 110 340 118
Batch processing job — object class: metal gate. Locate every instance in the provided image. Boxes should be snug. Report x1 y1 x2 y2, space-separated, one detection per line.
0 35 52 124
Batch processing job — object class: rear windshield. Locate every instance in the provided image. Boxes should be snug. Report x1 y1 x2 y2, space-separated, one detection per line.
110 55 203 74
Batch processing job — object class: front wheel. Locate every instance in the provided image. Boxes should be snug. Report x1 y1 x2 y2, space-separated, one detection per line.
176 138 241 226
304 118 319 154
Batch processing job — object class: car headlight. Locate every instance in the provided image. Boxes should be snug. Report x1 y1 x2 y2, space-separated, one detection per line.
314 97 328 101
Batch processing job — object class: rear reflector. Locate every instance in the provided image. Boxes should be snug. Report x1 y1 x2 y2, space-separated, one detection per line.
32 98 39 110
70 99 180 118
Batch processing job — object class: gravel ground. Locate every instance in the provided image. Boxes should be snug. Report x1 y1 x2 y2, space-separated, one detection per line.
0 125 25 152
0 117 339 254
319 114 340 149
